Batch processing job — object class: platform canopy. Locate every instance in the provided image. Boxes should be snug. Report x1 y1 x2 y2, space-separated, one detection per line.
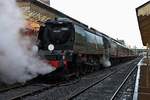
136 1 150 46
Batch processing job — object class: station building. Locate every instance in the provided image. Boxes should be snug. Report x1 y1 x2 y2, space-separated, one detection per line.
16 0 58 31
16 0 85 31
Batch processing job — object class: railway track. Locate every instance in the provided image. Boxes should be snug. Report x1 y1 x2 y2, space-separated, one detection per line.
0 80 41 93
66 70 118 100
9 84 57 100
9 79 81 100
0 82 63 100
0 58 141 100
110 63 138 100
21 57 141 100
0 84 26 93
0 75 80 100
65 58 140 100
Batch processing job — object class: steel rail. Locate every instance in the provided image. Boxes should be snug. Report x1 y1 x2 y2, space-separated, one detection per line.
65 58 140 100
110 64 138 100
3 58 140 100
9 83 57 100
0 84 23 93
66 70 118 100
9 78 81 100
0 82 33 93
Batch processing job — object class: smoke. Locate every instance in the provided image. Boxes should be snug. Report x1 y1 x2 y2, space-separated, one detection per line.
0 0 55 84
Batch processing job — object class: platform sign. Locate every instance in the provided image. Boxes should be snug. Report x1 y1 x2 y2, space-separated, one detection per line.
38 0 50 6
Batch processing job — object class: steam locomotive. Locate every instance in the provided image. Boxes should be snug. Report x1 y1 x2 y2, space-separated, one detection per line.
35 18 136 75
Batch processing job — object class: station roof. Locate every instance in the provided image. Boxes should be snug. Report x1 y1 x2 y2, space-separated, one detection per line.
136 1 150 46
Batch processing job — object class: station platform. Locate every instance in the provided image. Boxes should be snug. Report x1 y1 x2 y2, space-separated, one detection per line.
134 56 150 100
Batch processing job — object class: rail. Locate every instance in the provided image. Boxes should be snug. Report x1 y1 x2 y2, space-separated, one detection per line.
65 58 141 100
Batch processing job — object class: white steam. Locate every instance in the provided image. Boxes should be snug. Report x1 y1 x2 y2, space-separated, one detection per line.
0 0 54 84
100 53 111 67
101 56 111 67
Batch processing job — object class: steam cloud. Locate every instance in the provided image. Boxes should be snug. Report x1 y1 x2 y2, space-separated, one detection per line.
100 56 111 67
0 0 54 84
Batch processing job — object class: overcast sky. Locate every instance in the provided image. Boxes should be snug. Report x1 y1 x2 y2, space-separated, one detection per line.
51 0 149 48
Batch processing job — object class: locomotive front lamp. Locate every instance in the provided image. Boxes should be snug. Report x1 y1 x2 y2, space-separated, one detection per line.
48 44 54 51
